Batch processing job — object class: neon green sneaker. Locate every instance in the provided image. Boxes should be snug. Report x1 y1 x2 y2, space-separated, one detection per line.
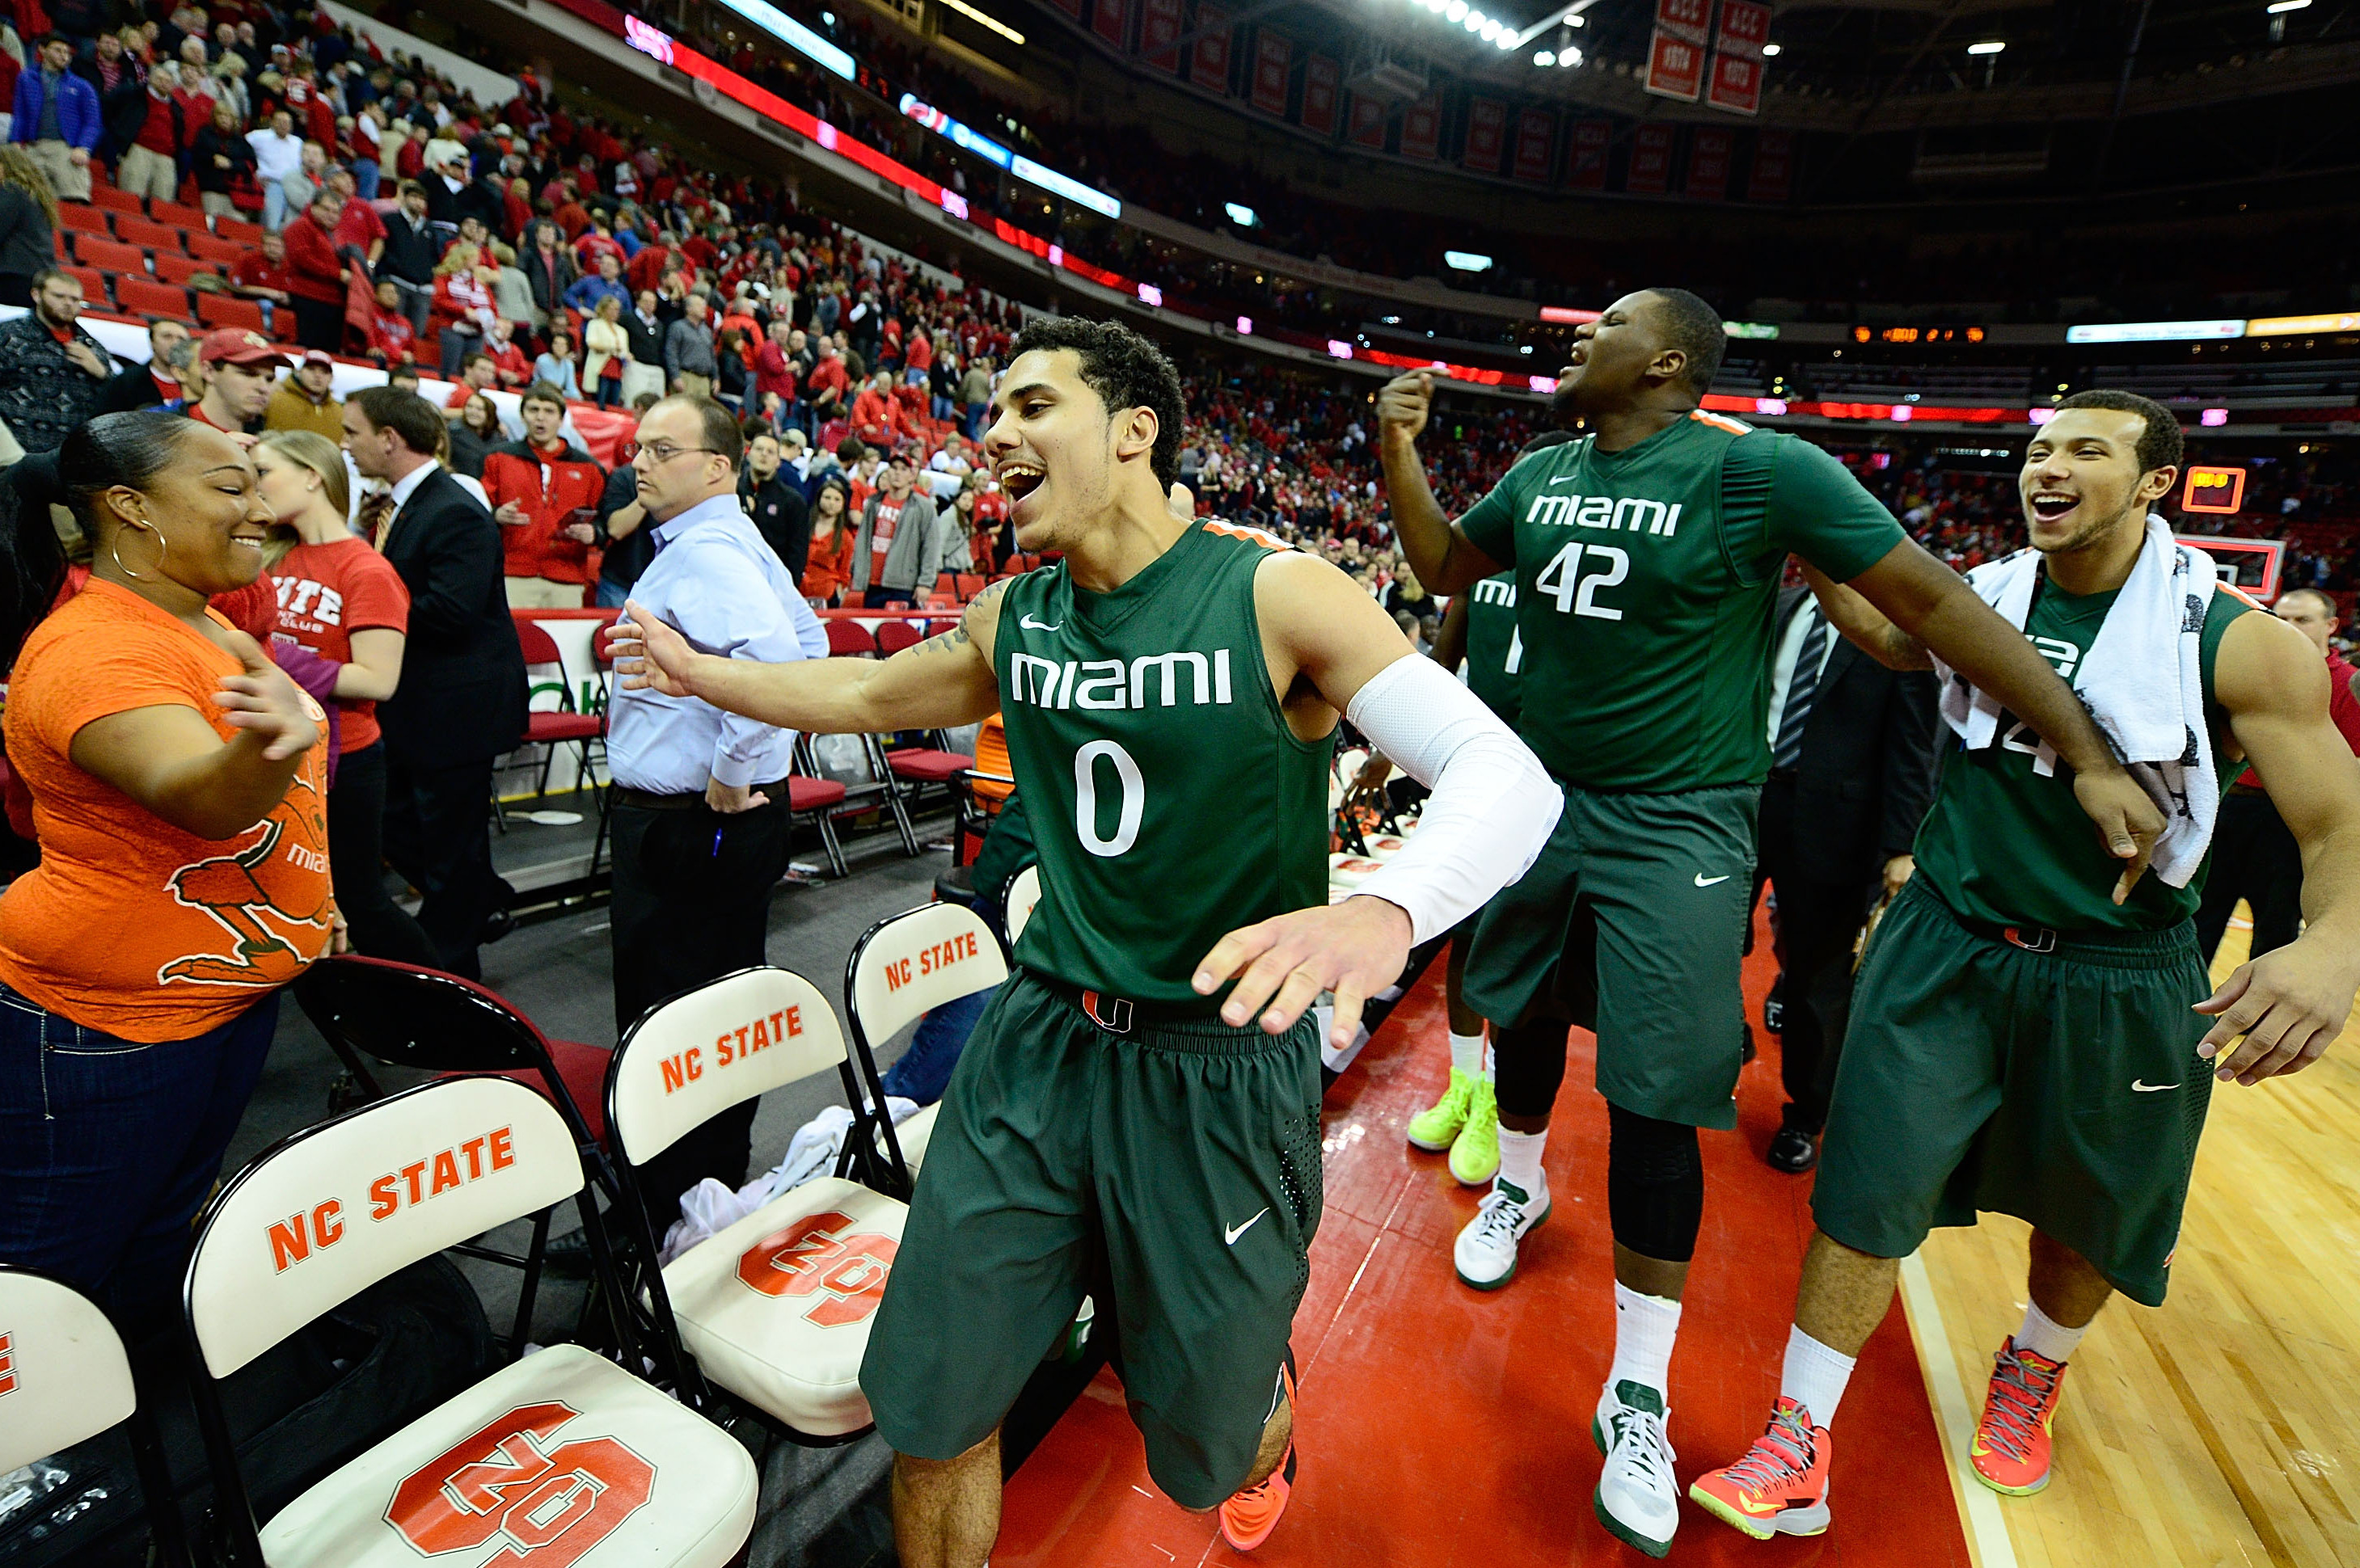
1450 1077 1500 1186
1406 1067 1475 1151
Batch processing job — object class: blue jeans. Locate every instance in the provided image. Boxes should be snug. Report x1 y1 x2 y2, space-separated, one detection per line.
880 984 994 1106
0 985 281 1340
352 158 380 200
596 577 630 608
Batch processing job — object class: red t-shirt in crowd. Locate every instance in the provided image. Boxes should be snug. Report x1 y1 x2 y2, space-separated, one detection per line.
2328 649 2360 757
232 251 293 297
869 496 901 583
272 537 411 753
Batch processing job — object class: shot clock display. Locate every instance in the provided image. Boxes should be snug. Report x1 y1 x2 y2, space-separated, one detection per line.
2182 466 2248 515
1851 326 1987 344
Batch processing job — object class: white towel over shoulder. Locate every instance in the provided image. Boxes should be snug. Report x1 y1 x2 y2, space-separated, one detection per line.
1935 513 2221 887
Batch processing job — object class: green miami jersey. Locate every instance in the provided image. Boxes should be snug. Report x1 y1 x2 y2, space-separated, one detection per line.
1455 411 1905 791
1916 577 2256 932
994 520 1336 1002
1462 571 1524 729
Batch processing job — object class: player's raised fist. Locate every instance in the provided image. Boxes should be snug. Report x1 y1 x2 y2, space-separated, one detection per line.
1378 373 1433 441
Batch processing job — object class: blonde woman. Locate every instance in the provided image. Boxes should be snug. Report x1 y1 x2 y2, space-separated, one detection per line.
0 145 58 307
429 242 496 375
253 430 437 967
584 293 630 409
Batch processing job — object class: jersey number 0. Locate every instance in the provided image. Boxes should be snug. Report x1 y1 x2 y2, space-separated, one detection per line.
1074 740 1145 857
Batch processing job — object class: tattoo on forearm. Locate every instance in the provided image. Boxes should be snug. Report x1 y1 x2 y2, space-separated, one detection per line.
910 625 970 658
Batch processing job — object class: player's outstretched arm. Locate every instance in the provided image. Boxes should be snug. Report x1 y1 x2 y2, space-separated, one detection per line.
2194 609 2360 1084
613 580 1007 735
1839 536 2166 900
1796 558 1931 671
1378 372 1506 595
1193 554 1560 1051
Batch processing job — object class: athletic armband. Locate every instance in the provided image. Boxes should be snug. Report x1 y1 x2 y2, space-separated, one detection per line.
1344 654 1560 946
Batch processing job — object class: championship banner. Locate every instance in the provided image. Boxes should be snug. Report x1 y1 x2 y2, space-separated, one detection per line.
1138 0 1183 70
1655 0 1708 38
1250 31 1290 116
1715 0 1769 57
1191 4 1232 92
1706 51 1762 113
1687 126 1730 199
1347 91 1387 147
1400 95 1442 160
1512 107 1555 183
1463 97 1506 174
1645 30 1704 100
1567 117 1611 188
1093 0 1129 50
1302 53 1340 133
1748 129 1792 200
1627 122 1675 193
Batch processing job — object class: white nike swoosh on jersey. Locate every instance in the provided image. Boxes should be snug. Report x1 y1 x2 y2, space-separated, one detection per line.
1546 475 1582 487
1225 1208 1269 1246
1020 614 1062 631
1694 874 1732 887
2131 1080 2179 1093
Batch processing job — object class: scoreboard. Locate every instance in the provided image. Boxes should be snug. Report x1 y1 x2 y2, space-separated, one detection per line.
2182 466 2247 514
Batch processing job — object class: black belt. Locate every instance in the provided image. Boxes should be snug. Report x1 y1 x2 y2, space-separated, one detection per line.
1948 910 2189 958
614 782 788 811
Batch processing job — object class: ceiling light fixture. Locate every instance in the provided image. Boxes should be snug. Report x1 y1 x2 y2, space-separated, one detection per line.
1534 47 1555 63
1760 41 1779 54
1966 40 2004 53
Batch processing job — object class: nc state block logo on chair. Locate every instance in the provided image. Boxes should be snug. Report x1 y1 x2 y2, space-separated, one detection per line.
737 1211 899 1327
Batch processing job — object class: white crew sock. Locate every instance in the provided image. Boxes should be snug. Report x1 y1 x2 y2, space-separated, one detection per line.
1496 1126 1547 1200
2014 1300 2089 1364
1448 1030 1485 1077
1607 1281 1682 1399
1482 1035 1495 1083
1779 1326 1857 1427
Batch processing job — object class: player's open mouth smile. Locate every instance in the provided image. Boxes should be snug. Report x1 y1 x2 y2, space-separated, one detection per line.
2029 491 2079 525
998 459 1046 512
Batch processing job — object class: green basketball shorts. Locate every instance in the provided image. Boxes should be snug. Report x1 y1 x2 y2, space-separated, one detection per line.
1461 779 1758 1129
1812 881 2214 1307
859 967 1321 1508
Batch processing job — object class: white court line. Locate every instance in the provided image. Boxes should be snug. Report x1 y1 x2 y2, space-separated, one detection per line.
1897 1253 2021 1568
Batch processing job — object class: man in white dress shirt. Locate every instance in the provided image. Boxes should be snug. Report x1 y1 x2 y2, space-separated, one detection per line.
605 395 829 1220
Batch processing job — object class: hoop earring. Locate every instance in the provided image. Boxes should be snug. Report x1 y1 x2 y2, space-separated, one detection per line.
110 518 164 582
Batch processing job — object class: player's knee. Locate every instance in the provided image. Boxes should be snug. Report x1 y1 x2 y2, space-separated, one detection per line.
1606 1103 1704 1262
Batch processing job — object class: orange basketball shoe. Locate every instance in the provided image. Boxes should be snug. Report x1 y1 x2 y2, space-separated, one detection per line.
1218 1355 1298 1552
1971 1338 2067 1495
1688 1397 1832 1541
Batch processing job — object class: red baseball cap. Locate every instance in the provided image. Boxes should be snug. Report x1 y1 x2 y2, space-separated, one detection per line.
200 328 291 369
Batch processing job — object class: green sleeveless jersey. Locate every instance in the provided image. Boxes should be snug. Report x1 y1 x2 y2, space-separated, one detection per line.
1916 577 2257 932
994 520 1336 1001
1462 571 1523 729
1456 413 1905 791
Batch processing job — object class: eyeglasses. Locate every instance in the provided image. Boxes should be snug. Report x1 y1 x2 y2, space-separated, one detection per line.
620 441 721 466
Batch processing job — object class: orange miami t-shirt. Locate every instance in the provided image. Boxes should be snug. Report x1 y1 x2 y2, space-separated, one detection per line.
0 580 335 1043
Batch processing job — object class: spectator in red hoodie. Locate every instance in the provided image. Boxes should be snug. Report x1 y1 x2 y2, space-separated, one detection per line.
278 187 348 352
482 317 532 389
850 370 897 448
625 227 678 297
482 381 606 609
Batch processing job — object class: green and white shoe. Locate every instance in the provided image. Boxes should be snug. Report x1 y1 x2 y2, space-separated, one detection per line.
1448 1078 1500 1186
1406 1067 1476 1152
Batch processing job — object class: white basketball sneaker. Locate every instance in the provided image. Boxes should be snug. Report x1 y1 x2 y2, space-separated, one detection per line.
1594 1379 1680 1558
1452 1172 1550 1290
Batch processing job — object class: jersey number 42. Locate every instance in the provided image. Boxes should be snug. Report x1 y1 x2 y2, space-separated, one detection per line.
1533 541 1628 622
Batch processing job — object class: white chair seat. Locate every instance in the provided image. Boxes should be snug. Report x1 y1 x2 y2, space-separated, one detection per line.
896 1102 940 1174
663 1176 908 1436
260 1342 756 1568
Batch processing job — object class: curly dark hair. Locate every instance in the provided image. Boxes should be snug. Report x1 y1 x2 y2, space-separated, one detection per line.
2055 390 2185 475
1008 316 1186 487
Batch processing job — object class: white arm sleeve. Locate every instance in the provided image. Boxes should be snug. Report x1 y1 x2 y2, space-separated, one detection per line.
1343 653 1560 946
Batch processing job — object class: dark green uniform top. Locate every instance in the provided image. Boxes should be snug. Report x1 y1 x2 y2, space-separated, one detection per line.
1462 571 1523 730
1916 575 2257 932
994 520 1336 1002
1456 412 1905 791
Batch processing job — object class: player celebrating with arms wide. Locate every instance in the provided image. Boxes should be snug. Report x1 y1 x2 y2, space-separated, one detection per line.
1690 391 2360 1539
614 318 1559 1567
1379 289 2166 1557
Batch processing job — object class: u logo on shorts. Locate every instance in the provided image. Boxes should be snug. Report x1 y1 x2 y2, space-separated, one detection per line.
1081 990 1134 1035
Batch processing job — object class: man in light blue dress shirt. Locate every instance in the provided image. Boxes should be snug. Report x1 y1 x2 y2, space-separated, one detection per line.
606 394 829 1219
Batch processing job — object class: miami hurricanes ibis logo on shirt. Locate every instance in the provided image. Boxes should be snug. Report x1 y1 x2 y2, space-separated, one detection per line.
737 1212 898 1327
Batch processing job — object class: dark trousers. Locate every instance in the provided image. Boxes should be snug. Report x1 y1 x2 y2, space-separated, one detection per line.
868 585 917 609
328 742 441 967
610 787 792 1218
0 987 279 1342
2196 789 2303 962
382 748 509 981
292 293 344 352
1756 775 1879 1135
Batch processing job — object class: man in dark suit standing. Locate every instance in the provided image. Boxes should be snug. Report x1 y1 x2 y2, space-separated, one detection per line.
95 318 189 414
342 386 528 980
1754 583 1939 1172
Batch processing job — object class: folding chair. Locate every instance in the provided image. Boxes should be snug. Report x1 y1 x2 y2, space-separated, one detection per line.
789 735 851 878
1004 862 1043 942
513 617 606 805
844 900 1010 1190
0 1267 190 1567
605 966 909 1440
182 1077 757 1568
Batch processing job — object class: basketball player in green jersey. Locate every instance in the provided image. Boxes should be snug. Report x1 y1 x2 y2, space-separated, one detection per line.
613 318 1560 1567
1691 390 2360 1538
1379 289 2167 1557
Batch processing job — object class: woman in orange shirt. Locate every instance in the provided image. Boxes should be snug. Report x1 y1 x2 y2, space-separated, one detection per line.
0 412 333 1339
802 477 859 606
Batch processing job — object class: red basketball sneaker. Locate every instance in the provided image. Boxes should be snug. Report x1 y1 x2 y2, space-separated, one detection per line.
1688 1397 1832 1541
1218 1354 1298 1552
1972 1338 2067 1495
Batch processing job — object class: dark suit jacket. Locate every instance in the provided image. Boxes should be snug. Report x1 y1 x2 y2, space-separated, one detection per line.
379 210 441 286
95 360 171 415
1770 585 1940 883
376 466 529 766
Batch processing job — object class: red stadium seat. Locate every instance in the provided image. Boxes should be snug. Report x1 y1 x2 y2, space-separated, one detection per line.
73 235 148 273
875 620 924 656
61 265 108 305
195 293 265 331
955 574 984 600
212 214 262 244
826 619 878 656
89 184 142 216
184 231 242 265
114 276 189 317
113 215 179 251
150 200 207 230
152 252 217 286
57 204 111 239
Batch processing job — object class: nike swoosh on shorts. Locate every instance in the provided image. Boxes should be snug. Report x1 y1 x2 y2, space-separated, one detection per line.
1226 1209 1269 1246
